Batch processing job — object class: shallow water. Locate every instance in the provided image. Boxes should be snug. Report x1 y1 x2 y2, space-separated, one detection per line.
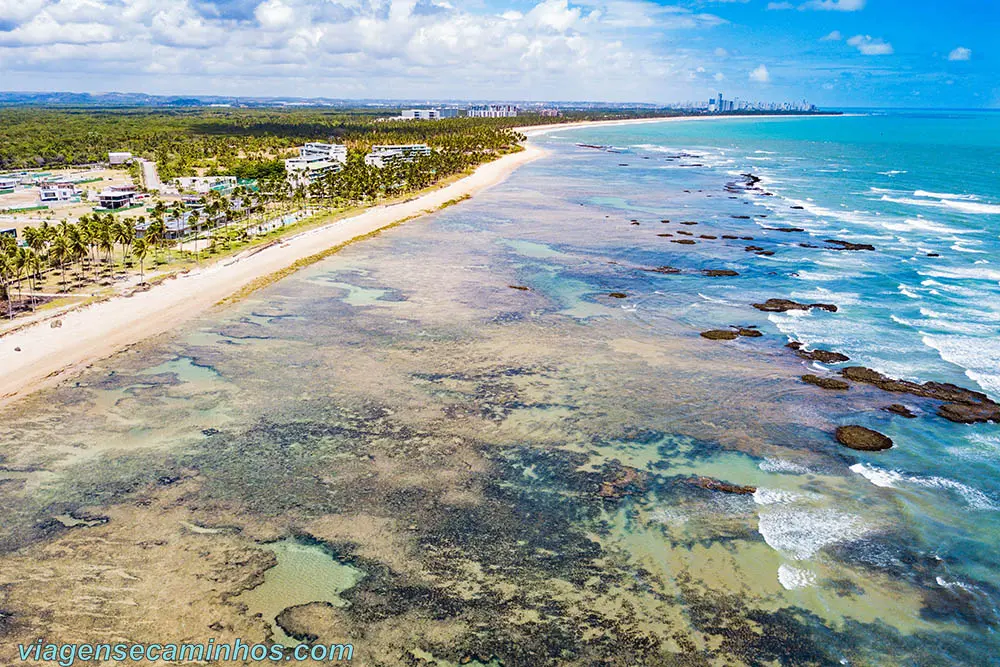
1 111 999 665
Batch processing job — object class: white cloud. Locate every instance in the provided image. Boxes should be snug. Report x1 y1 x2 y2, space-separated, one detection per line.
847 34 893 55
0 0 732 101
820 30 842 42
713 71 725 81
800 0 865 10
766 2 793 8
714 46 728 57
948 46 971 61
749 64 770 82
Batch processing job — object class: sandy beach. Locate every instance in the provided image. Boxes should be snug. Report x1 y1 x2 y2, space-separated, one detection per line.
0 143 553 407
0 114 829 407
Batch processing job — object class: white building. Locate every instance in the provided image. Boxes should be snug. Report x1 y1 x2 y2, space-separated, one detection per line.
137 158 161 191
174 176 237 194
108 151 133 165
285 143 348 187
401 109 440 121
39 183 78 202
0 177 17 191
98 185 137 210
467 104 519 118
364 144 432 168
300 143 348 162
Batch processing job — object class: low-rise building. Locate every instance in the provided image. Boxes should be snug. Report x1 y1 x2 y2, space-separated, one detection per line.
39 182 78 202
401 109 440 121
108 151 133 165
98 185 137 210
539 108 561 117
468 104 519 118
364 144 432 168
285 143 348 187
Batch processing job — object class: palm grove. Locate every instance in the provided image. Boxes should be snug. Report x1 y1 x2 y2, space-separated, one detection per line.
0 108 535 318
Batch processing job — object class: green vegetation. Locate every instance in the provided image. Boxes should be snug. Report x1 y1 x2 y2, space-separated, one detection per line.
0 107 624 178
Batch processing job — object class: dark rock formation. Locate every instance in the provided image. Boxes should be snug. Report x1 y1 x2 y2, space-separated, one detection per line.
508 285 530 291
736 328 763 338
672 239 697 245
657 233 673 237
701 330 739 341
680 221 699 226
825 239 876 251
753 299 838 313
686 476 756 495
722 235 740 240
802 375 850 391
699 235 718 240
643 265 681 274
840 366 1000 424
598 465 649 499
608 292 628 299
884 404 917 419
702 270 739 277
835 425 893 451
787 342 850 364
765 227 805 233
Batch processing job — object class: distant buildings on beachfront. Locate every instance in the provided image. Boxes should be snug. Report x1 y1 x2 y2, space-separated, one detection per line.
468 104 519 118
364 144 432 168
98 185 138 210
706 93 816 114
285 142 348 187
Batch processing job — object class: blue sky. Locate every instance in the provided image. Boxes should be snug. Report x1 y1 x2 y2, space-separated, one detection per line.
0 0 995 107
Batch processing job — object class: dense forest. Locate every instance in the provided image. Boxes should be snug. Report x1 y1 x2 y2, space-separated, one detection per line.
0 107 664 179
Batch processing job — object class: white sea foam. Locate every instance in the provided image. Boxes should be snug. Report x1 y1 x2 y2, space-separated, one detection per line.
880 195 1000 216
922 334 1000 400
753 488 801 505
851 463 999 510
778 564 818 590
849 463 903 488
878 170 907 176
919 267 1000 282
757 508 870 560
914 190 979 201
879 217 974 235
759 458 810 474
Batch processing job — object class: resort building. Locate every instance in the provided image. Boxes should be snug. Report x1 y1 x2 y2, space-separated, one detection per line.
38 183 78 202
467 104 519 118
174 175 237 194
137 158 161 191
364 144 432 168
108 151 133 165
97 185 138 210
539 109 561 117
285 143 348 187
401 109 440 121
0 177 17 192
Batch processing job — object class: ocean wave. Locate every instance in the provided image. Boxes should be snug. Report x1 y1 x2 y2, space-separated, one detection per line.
778 564 817 590
880 195 1000 215
757 508 870 560
878 170 907 176
879 217 974 235
913 190 980 201
922 334 1000 400
851 463 999 510
919 267 1000 282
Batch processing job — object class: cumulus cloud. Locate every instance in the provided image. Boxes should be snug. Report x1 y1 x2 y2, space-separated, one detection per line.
0 0 731 99
766 2 793 9
820 30 842 41
847 34 893 55
948 46 971 61
749 64 770 82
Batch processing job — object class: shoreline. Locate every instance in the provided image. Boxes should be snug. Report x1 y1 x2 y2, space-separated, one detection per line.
0 144 545 408
0 112 844 408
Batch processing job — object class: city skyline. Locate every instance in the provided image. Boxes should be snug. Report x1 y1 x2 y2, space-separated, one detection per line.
0 0 995 108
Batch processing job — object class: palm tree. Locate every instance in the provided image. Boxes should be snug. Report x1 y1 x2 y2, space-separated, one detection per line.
24 249 41 311
49 233 70 291
0 253 12 319
132 238 148 284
